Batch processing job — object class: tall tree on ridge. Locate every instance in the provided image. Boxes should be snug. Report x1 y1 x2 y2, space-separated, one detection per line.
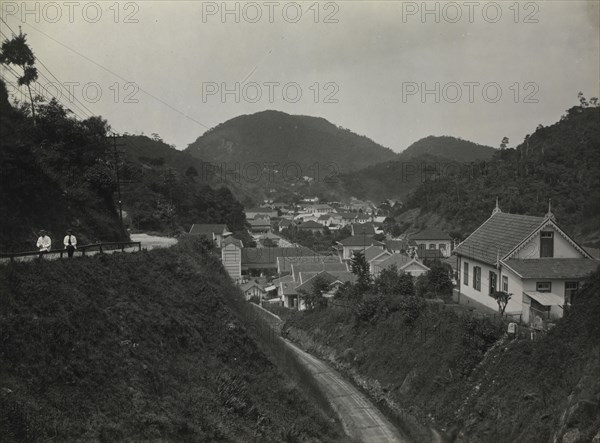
0 28 38 124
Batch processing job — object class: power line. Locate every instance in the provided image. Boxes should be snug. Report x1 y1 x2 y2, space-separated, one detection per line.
5 16 209 130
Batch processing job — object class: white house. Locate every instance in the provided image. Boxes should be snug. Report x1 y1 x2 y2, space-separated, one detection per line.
410 229 453 258
239 280 267 301
371 253 430 277
454 201 598 324
336 236 384 261
221 236 243 281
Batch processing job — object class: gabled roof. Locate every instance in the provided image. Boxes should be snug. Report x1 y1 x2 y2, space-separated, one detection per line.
277 255 341 274
222 236 243 248
291 262 349 283
298 220 324 229
189 223 227 236
376 254 430 272
278 219 293 227
242 247 315 267
410 229 452 240
318 214 333 220
295 270 356 294
502 258 599 280
376 253 412 269
337 236 383 247
364 245 389 262
453 212 545 265
240 281 266 292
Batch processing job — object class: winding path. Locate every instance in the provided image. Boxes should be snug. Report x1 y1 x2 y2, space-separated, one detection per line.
284 339 409 443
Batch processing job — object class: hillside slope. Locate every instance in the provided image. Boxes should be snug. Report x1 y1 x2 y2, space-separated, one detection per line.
118 135 249 235
329 136 495 201
282 269 600 442
186 110 398 173
402 105 600 244
0 240 344 442
0 80 122 251
401 135 496 162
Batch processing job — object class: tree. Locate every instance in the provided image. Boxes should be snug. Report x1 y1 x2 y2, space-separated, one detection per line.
500 136 509 150
422 260 454 299
0 29 38 124
390 223 402 238
300 274 330 310
350 251 371 293
491 290 512 316
374 265 415 296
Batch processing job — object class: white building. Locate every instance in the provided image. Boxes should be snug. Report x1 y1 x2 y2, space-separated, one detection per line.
454 201 598 324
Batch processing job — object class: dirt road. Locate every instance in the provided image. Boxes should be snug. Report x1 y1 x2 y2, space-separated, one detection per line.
129 233 178 250
284 339 409 443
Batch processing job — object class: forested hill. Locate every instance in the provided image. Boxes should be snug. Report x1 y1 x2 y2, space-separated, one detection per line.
401 135 495 162
328 136 495 201
0 80 122 251
0 79 249 251
185 110 399 172
118 135 248 236
403 104 600 244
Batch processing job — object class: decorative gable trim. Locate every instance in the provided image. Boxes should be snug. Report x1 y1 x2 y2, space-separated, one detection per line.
400 259 430 272
369 250 392 263
503 218 592 260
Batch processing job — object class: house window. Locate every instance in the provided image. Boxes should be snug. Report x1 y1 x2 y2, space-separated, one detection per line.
489 271 497 296
463 262 469 286
536 282 552 293
429 243 435 249
565 281 579 305
473 266 481 291
540 231 554 257
502 275 508 292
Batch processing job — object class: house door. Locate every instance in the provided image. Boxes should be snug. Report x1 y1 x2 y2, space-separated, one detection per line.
489 271 497 295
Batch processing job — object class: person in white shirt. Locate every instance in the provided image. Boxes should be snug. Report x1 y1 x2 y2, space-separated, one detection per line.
63 229 77 258
36 230 51 259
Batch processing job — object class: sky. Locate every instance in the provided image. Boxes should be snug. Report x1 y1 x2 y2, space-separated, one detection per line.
1 1 599 152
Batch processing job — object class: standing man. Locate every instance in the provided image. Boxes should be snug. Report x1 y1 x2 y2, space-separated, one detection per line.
36 230 52 259
63 229 77 258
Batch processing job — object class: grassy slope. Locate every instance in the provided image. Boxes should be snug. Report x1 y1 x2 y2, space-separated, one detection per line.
0 240 343 442
282 271 600 442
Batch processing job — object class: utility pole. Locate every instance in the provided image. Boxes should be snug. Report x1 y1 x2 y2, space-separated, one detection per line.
112 134 125 241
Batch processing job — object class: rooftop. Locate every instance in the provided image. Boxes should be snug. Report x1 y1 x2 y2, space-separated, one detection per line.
503 258 599 280
454 212 545 265
189 223 228 236
337 236 383 247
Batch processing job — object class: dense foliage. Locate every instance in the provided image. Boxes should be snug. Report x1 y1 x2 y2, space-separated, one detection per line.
404 104 600 243
0 80 122 251
0 239 344 442
332 136 495 201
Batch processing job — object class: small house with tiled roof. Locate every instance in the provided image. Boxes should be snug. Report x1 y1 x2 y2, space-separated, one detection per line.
336 236 384 260
371 253 430 277
454 200 598 325
410 228 453 257
297 220 325 234
189 223 230 247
